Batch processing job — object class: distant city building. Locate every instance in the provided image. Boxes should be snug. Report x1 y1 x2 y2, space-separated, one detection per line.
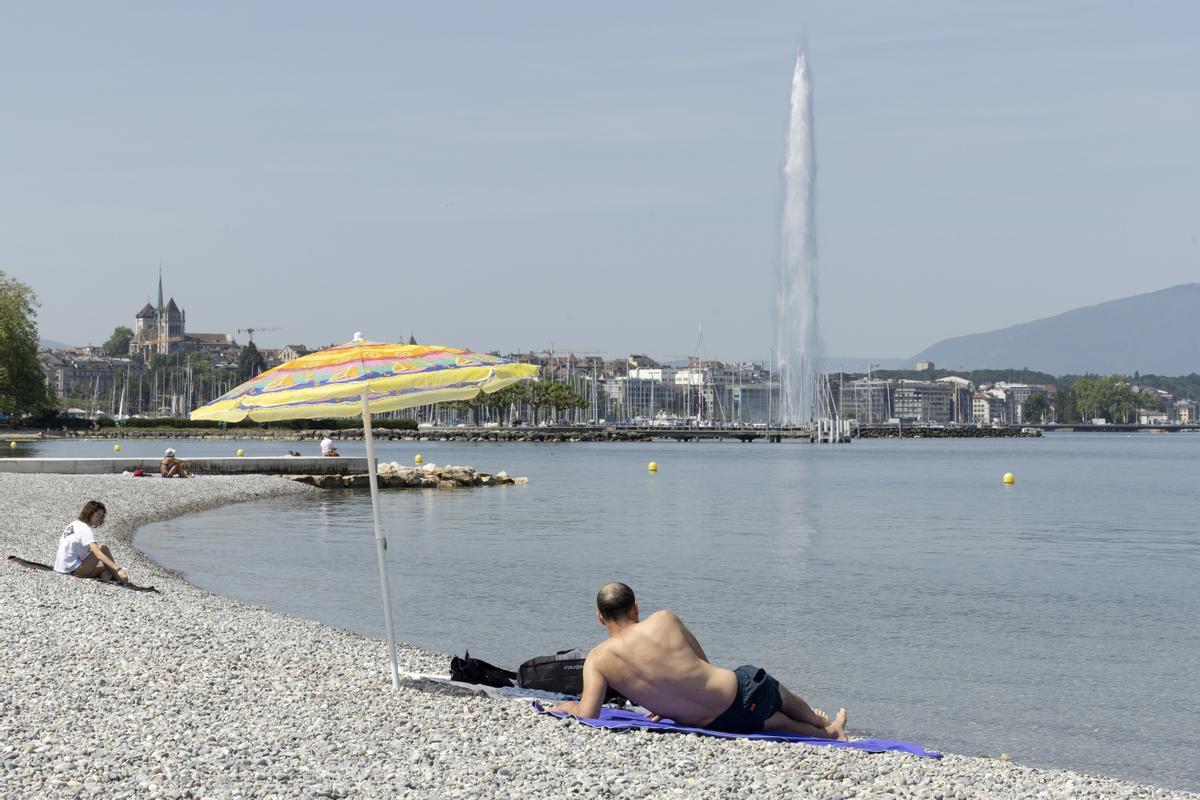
915 360 935 372
626 354 662 371
40 352 143 406
972 390 1008 425
1174 399 1197 423
629 367 676 383
1138 409 1169 425
604 377 670 421
277 344 311 363
727 384 775 424
893 380 953 423
839 378 892 423
935 376 975 424
129 272 237 361
993 382 1054 424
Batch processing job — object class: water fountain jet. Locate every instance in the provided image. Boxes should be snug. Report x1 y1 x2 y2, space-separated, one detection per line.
775 50 820 427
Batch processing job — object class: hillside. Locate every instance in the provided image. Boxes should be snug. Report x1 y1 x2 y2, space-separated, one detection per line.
908 283 1200 376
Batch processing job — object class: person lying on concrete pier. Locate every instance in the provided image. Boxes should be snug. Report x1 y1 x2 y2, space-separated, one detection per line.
53 500 128 584
547 582 848 740
160 448 191 478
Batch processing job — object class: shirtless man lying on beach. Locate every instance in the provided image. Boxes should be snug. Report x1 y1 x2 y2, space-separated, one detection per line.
547 583 848 740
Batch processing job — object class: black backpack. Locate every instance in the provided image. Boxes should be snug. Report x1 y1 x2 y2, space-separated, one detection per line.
518 649 627 705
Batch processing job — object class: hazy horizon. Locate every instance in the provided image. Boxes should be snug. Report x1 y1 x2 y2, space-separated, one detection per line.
4 3 1197 362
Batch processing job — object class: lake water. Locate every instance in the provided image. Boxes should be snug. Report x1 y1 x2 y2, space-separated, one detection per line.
16 434 1199 790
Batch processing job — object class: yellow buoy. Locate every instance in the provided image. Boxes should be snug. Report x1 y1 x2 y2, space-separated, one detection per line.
236 448 245 457
9 441 16 448
1002 472 1015 485
113 443 121 452
648 461 658 473
415 454 424 464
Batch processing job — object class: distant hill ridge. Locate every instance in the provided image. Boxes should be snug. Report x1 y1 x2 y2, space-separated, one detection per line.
908 283 1200 376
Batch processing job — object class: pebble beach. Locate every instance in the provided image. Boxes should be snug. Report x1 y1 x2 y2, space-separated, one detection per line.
1 474 1193 799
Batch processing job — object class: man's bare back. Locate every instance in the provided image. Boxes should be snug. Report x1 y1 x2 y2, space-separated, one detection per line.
588 609 737 727
547 583 848 740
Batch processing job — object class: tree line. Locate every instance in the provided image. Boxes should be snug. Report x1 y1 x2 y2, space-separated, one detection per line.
453 381 588 425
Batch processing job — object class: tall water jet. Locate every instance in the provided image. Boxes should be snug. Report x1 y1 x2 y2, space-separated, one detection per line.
775 50 820 425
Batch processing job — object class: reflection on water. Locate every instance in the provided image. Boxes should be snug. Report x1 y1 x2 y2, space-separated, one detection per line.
130 436 1200 792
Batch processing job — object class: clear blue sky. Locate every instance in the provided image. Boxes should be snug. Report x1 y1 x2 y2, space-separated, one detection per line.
2 2 1197 361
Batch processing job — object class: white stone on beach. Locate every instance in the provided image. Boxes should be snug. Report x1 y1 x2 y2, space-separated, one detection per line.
0 473 1191 798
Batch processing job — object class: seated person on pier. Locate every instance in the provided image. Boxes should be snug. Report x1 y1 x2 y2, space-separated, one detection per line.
547 583 848 740
160 448 191 478
320 435 340 457
53 500 129 583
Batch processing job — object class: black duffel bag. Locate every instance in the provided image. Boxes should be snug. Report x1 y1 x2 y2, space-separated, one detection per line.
518 649 626 705
449 651 517 688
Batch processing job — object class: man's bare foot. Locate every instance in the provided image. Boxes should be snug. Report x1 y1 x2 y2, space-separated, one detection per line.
811 708 830 726
824 708 849 742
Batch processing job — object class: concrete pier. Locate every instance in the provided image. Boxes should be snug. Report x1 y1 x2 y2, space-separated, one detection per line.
0 457 369 476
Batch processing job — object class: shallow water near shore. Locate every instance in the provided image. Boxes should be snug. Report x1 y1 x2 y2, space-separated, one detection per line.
30 434 1194 791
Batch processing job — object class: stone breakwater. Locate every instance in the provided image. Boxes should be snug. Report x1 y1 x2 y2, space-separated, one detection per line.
288 462 529 490
855 427 1041 439
2 475 1193 799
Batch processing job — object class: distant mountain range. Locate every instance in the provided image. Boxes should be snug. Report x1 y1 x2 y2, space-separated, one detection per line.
907 283 1200 376
39 338 75 350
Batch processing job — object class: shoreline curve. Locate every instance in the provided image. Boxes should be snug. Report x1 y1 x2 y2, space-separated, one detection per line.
1 474 1193 798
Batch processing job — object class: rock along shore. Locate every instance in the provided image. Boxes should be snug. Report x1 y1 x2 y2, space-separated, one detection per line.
1 474 1192 799
288 462 529 490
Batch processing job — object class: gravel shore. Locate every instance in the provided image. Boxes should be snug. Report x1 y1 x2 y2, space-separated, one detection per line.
1 474 1193 799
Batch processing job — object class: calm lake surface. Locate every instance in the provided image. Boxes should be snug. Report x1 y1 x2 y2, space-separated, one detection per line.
19 434 1199 790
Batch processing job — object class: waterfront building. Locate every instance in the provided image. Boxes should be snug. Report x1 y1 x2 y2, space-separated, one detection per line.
839 378 893 424
1138 409 1169 425
604 377 673 422
935 376 975 424
972 390 1008 425
992 382 1055 424
629 367 677 383
1174 399 1197 423
728 384 775 424
893 380 953 423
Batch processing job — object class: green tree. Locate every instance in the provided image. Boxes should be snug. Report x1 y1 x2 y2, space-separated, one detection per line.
547 382 588 422
1135 388 1162 412
1021 392 1050 424
528 381 555 424
452 397 483 425
236 342 267 382
103 325 134 357
0 271 55 418
483 382 529 425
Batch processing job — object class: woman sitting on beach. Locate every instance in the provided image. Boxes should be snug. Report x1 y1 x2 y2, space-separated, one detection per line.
160 448 191 478
53 500 128 583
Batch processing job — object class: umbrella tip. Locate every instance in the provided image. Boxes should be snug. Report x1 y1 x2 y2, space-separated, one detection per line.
353 331 363 342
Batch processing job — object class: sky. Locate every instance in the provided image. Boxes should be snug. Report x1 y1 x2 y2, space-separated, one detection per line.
2 2 1198 362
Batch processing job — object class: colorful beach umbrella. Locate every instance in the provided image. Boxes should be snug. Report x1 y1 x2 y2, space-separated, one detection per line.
191 335 538 687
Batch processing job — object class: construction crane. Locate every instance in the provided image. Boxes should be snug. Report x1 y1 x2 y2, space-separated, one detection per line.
237 326 281 345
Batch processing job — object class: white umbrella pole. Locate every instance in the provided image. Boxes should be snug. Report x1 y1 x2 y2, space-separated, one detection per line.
361 388 401 689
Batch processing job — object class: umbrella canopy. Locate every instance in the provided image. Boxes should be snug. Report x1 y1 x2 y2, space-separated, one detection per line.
190 335 538 689
192 338 538 422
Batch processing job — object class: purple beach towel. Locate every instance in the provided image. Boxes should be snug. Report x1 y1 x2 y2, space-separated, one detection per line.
534 702 942 758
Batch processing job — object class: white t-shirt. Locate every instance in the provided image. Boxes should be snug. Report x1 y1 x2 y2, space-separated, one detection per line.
53 520 96 574
320 437 334 454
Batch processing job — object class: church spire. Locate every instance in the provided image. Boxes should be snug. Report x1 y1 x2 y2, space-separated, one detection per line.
157 266 164 316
